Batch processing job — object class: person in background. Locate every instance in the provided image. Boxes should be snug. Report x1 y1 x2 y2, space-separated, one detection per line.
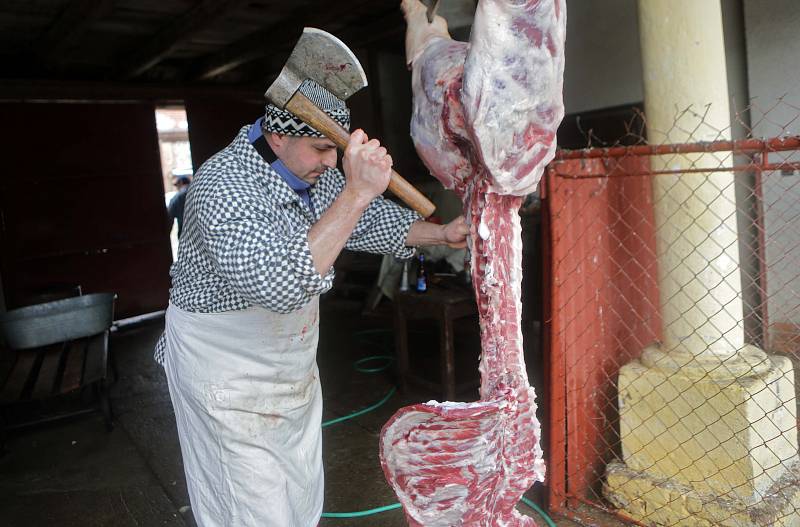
167 170 192 237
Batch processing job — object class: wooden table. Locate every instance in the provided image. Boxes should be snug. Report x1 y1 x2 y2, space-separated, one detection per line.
393 282 478 400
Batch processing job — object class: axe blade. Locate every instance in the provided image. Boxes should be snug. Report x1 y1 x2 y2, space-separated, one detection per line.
265 27 368 109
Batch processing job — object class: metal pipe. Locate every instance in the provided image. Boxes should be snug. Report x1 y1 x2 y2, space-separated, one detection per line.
553 160 800 179
553 136 800 160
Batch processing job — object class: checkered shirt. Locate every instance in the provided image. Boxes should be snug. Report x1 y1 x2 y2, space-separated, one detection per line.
154 126 420 364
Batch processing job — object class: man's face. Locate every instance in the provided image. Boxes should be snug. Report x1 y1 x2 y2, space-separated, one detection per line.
270 134 338 185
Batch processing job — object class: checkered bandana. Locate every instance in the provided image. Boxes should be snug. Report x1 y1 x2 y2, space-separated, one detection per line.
264 79 350 137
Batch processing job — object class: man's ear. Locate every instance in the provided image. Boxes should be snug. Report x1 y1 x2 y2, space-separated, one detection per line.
265 132 285 151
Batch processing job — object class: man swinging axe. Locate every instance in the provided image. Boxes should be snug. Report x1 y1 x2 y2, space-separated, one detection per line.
154 27 469 526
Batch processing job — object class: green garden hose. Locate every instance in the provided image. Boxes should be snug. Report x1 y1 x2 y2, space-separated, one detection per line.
321 383 396 428
321 503 402 519
520 496 558 527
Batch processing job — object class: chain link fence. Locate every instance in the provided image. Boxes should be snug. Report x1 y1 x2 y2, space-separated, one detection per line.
543 99 800 526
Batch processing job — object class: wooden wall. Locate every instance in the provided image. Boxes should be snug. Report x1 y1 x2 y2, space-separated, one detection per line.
185 97 264 170
0 102 172 318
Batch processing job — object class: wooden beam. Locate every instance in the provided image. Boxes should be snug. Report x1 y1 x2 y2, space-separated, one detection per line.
36 0 113 67
0 79 263 104
190 0 381 81
2 1 57 18
119 0 245 80
227 8 402 87
193 24 303 81
337 9 406 50
228 55 287 91
215 8 405 89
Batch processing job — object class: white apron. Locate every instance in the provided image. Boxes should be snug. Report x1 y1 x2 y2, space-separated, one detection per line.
163 299 323 527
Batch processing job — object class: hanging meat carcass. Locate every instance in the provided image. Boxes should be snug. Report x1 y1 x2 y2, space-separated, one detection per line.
379 1 566 525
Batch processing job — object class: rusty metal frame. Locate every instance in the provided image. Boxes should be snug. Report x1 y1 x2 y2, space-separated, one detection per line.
550 136 800 179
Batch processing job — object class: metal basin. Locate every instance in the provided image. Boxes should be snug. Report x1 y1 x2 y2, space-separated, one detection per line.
0 293 116 350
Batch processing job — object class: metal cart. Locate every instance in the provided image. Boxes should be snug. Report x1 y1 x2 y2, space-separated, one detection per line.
0 293 116 446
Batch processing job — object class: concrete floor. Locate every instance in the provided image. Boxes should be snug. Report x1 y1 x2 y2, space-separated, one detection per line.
0 297 615 526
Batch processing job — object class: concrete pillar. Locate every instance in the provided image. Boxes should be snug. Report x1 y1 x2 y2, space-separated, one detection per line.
638 0 761 373
603 1 800 525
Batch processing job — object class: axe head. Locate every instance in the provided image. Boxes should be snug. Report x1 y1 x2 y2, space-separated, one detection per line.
265 27 368 109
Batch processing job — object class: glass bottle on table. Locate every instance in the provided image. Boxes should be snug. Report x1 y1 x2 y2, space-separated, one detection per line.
416 252 427 293
400 258 410 292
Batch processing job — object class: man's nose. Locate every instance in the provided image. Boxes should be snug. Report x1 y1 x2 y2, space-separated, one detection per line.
323 150 338 169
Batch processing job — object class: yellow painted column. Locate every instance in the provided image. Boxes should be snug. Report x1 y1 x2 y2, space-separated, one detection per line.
603 2 800 525
638 0 765 373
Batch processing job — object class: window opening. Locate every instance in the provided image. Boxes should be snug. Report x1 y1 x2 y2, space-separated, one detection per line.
155 106 193 261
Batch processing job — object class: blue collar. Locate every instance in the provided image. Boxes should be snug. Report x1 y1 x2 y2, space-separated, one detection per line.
249 117 313 210
247 116 264 144
271 159 311 192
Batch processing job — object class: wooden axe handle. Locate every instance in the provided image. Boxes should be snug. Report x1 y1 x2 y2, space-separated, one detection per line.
285 91 436 218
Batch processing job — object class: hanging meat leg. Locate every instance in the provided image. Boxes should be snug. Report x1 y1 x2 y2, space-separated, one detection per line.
380 1 566 525
381 182 543 527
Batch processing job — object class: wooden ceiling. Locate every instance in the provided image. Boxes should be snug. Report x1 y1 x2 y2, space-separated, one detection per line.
0 0 407 91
